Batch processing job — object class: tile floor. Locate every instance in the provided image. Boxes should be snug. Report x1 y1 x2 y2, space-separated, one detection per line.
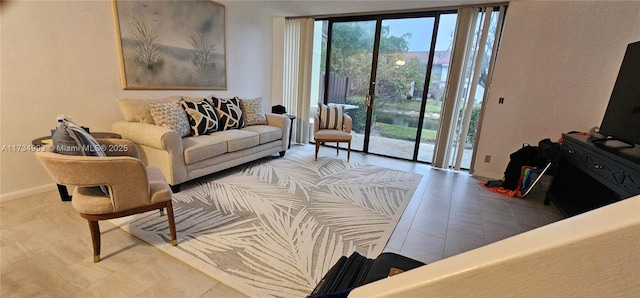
0 144 565 297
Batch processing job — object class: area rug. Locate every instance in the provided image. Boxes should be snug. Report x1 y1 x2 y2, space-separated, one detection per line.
110 151 422 297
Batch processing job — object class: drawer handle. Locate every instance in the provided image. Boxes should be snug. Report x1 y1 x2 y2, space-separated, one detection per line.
594 164 604 170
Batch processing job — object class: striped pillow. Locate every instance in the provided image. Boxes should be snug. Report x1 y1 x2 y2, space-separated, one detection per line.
54 119 110 197
318 103 344 130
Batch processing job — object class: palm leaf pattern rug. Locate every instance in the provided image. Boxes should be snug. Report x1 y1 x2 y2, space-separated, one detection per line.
110 151 422 297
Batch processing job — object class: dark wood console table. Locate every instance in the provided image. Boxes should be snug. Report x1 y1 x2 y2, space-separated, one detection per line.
545 133 640 216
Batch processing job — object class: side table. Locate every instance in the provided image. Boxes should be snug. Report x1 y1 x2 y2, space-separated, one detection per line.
33 132 122 202
287 115 296 149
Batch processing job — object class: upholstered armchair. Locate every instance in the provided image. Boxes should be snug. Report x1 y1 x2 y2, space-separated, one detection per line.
314 105 353 161
36 138 177 262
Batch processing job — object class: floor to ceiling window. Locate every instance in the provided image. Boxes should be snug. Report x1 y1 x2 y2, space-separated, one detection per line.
307 6 506 170
433 6 507 171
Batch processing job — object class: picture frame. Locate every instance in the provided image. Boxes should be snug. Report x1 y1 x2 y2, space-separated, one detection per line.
112 0 227 90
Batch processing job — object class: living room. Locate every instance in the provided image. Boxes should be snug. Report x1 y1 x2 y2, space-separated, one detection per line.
2 0 639 296
2 0 640 197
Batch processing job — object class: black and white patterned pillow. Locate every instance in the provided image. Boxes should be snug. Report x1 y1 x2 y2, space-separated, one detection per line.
208 96 244 130
239 97 267 126
180 99 219 136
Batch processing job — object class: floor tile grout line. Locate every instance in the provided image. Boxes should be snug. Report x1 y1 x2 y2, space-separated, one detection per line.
440 172 456 260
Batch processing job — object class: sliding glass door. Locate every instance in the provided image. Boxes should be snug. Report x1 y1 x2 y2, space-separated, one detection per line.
310 7 505 169
367 17 435 159
433 7 506 171
313 13 452 161
323 19 376 152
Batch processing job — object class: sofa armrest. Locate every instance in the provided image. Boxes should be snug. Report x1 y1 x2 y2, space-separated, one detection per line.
265 113 288 129
112 121 187 185
265 113 290 150
98 138 139 159
112 121 183 152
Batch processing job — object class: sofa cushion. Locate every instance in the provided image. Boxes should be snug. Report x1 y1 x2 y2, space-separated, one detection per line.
241 125 282 144
182 134 228 165
117 96 205 125
213 130 259 152
239 97 267 126
180 98 219 136
117 98 174 124
147 101 191 137
209 96 245 130
117 98 157 124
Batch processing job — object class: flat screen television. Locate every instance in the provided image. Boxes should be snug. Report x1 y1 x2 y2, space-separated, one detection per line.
597 41 640 147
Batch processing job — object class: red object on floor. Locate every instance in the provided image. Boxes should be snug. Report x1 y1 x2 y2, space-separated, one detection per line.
479 182 518 197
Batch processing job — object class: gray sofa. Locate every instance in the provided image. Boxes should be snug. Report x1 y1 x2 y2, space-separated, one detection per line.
112 96 290 191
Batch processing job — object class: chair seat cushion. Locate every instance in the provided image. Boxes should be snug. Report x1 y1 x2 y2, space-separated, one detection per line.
315 129 352 142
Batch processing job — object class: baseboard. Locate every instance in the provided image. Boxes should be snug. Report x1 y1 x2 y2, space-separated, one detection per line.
0 183 57 202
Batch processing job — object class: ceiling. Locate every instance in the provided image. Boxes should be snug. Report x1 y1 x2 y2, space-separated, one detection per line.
219 0 501 18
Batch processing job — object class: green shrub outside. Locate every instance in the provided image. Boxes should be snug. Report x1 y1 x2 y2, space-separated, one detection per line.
344 96 374 133
376 123 438 142
343 96 480 145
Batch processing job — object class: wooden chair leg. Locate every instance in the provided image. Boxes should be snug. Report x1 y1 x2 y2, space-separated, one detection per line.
165 201 178 246
347 141 351 161
336 142 339 155
315 141 321 160
88 220 101 263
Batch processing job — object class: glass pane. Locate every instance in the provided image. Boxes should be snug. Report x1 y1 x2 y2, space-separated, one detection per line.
417 13 457 163
450 10 499 169
326 20 376 152
369 17 435 159
310 20 328 142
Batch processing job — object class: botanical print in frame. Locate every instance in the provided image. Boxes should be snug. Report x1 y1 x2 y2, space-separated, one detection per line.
112 0 226 90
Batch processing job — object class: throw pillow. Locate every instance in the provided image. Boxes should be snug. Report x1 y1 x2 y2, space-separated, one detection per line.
208 96 245 130
52 125 84 156
53 118 110 196
318 103 344 130
239 97 267 126
147 101 191 137
180 98 219 136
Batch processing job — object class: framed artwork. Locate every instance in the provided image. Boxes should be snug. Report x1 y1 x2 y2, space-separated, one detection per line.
112 0 226 90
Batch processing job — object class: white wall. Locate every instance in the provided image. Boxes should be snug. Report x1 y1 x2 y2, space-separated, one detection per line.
473 1 640 179
351 195 640 297
0 0 275 197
